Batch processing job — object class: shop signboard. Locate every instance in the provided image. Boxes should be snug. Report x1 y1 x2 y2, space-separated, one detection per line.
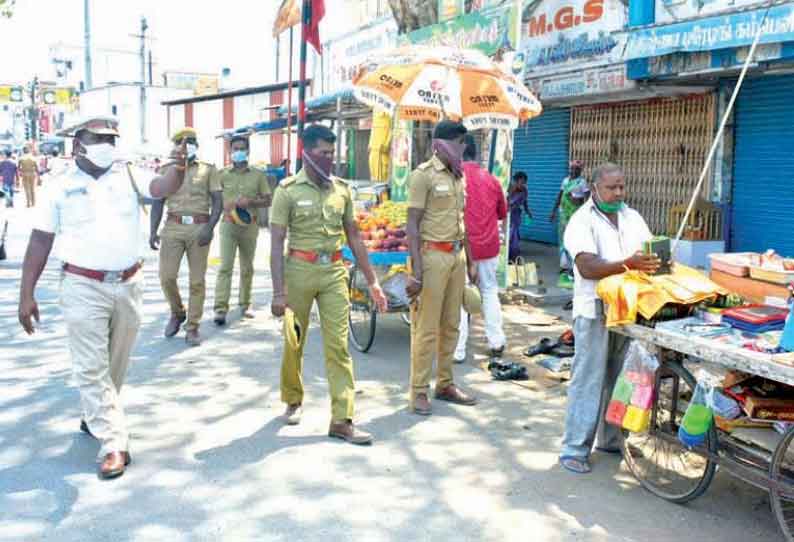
401 2 520 56
389 119 413 202
624 3 794 60
519 0 628 77
655 0 764 25
324 17 399 94
527 63 634 100
0 85 24 103
644 43 785 78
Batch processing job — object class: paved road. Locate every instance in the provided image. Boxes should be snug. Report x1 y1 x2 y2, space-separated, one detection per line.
0 205 783 541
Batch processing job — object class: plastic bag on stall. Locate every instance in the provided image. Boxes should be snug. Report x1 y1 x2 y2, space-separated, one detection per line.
605 341 660 432
381 272 411 309
678 370 717 448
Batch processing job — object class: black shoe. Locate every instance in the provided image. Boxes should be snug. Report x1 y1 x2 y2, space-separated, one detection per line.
213 311 227 326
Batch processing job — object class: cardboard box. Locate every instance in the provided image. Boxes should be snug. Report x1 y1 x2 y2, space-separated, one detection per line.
744 396 794 421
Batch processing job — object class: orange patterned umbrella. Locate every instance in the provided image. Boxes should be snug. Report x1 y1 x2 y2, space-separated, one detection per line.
353 46 542 130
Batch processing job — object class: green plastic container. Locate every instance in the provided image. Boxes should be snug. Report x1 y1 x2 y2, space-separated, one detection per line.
611 376 633 404
682 404 713 435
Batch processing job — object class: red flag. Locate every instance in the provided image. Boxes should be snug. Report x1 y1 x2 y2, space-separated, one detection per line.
305 0 325 55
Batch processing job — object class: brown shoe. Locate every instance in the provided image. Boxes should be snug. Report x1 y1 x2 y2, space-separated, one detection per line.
435 384 478 406
328 420 373 445
283 403 302 425
185 329 201 347
164 313 186 338
412 393 432 416
99 451 131 480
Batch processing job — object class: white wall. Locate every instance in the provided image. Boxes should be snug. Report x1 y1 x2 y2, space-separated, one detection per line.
192 99 224 167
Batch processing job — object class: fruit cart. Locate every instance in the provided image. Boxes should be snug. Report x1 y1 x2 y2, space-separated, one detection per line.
613 322 794 541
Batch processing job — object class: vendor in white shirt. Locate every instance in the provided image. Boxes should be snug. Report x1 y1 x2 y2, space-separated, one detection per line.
17 116 188 480
560 162 661 474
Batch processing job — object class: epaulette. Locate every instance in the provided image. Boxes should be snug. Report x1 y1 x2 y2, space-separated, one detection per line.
280 176 298 187
331 176 350 186
417 161 433 171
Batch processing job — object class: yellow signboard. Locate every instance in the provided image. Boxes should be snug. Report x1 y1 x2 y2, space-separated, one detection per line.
0 86 24 103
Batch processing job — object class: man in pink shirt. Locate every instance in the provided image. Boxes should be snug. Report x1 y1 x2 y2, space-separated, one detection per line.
455 135 508 362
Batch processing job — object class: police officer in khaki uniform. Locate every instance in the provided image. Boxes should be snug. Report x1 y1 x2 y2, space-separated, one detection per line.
406 120 479 416
150 128 222 346
270 124 387 444
17 116 185 479
18 147 39 208
213 134 272 325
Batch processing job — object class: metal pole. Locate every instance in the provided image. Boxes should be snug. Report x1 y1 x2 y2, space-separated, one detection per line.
296 0 310 172
139 16 148 144
83 0 93 89
335 96 342 175
286 28 294 175
148 50 153 85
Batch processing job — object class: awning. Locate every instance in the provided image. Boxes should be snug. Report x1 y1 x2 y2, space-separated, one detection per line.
623 4 794 61
220 117 299 138
276 87 358 115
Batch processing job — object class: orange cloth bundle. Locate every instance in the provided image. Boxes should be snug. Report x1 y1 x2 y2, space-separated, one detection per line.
597 264 728 327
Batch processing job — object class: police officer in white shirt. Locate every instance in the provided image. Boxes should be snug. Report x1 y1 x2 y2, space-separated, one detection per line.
17 116 187 479
559 163 661 475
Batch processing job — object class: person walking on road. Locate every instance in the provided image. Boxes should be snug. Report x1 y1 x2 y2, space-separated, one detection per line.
270 124 387 445
405 120 479 416
507 171 531 263
150 128 222 346
17 116 186 479
18 147 39 208
213 134 273 326
454 134 508 363
0 150 18 208
551 160 589 289
559 163 659 474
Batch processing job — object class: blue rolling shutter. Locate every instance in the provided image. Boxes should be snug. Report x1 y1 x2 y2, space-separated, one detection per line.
512 108 570 243
731 74 794 255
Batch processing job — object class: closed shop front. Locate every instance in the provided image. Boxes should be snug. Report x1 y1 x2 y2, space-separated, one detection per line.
569 93 715 235
731 74 794 255
512 108 570 244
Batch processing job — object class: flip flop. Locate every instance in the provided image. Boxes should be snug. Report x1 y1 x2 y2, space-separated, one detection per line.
524 337 556 358
549 343 575 358
560 456 591 474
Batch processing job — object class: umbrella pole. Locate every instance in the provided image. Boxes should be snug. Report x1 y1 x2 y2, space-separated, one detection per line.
296 0 310 172
488 129 498 174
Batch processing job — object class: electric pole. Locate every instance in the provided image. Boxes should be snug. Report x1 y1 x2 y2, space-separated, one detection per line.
138 16 148 144
84 0 93 89
27 77 39 143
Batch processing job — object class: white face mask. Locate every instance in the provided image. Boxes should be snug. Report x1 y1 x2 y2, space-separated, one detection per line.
81 143 116 169
186 143 198 160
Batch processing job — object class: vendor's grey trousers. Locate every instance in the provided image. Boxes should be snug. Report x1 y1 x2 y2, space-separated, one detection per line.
560 315 629 460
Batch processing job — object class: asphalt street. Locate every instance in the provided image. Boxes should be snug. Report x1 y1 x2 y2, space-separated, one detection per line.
0 204 784 541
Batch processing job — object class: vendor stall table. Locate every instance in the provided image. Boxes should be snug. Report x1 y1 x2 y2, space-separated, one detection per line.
614 322 794 541
343 246 410 353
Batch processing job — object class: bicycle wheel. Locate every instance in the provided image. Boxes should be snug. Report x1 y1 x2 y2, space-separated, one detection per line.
348 266 376 353
770 427 794 542
621 360 717 504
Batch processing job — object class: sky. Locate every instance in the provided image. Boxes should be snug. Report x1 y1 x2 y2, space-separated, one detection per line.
0 0 348 87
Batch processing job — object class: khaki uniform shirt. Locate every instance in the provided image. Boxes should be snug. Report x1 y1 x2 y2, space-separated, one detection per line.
18 154 38 178
407 155 465 242
270 169 354 253
165 161 220 215
218 166 272 226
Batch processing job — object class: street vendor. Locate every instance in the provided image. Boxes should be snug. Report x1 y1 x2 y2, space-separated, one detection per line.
559 162 660 474
270 124 387 445
551 160 589 288
405 120 479 416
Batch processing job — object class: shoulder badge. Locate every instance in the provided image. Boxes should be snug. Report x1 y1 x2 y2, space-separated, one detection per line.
281 175 299 187
417 160 433 171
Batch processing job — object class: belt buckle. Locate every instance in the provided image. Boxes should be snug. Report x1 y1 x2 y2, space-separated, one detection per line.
317 253 331 265
181 216 194 225
103 271 123 283
452 241 462 252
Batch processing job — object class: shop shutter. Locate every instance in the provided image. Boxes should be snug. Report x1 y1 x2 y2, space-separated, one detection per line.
731 74 794 255
512 108 570 243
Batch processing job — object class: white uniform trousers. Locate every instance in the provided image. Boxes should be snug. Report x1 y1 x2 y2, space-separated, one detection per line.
455 256 506 359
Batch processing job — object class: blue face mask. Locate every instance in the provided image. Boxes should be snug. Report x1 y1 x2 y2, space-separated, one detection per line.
231 150 248 163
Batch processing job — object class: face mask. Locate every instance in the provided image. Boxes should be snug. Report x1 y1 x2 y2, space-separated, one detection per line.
432 139 465 178
302 150 334 184
81 143 116 169
231 149 248 163
186 143 198 160
594 184 625 214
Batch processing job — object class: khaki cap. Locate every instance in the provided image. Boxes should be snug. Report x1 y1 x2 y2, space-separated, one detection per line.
172 127 197 143
57 116 119 138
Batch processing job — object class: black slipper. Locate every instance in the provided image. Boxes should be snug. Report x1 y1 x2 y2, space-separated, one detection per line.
549 344 575 358
524 337 556 357
492 363 529 381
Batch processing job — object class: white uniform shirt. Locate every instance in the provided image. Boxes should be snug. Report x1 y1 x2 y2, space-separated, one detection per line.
34 163 154 271
564 198 653 320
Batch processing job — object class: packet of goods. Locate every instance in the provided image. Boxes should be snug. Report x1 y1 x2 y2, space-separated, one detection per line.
605 341 659 432
381 272 411 309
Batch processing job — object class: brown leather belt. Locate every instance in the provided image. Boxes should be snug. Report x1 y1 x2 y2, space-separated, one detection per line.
63 261 142 283
423 240 463 253
289 249 343 264
166 213 210 225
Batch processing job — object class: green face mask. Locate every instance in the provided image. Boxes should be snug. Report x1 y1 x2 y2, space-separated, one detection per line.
594 185 625 214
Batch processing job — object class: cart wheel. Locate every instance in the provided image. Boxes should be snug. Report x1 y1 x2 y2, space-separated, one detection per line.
770 427 794 542
621 360 717 504
348 267 376 353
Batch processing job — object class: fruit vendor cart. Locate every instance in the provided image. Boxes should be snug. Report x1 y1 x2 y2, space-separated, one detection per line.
612 322 794 541
343 246 411 353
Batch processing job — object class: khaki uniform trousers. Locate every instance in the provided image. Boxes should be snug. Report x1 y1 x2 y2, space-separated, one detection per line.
60 272 142 459
21 173 36 207
410 248 466 400
159 224 210 331
214 221 258 313
280 258 355 421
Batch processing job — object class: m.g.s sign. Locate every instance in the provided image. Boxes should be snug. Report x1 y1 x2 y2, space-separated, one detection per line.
520 0 627 77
